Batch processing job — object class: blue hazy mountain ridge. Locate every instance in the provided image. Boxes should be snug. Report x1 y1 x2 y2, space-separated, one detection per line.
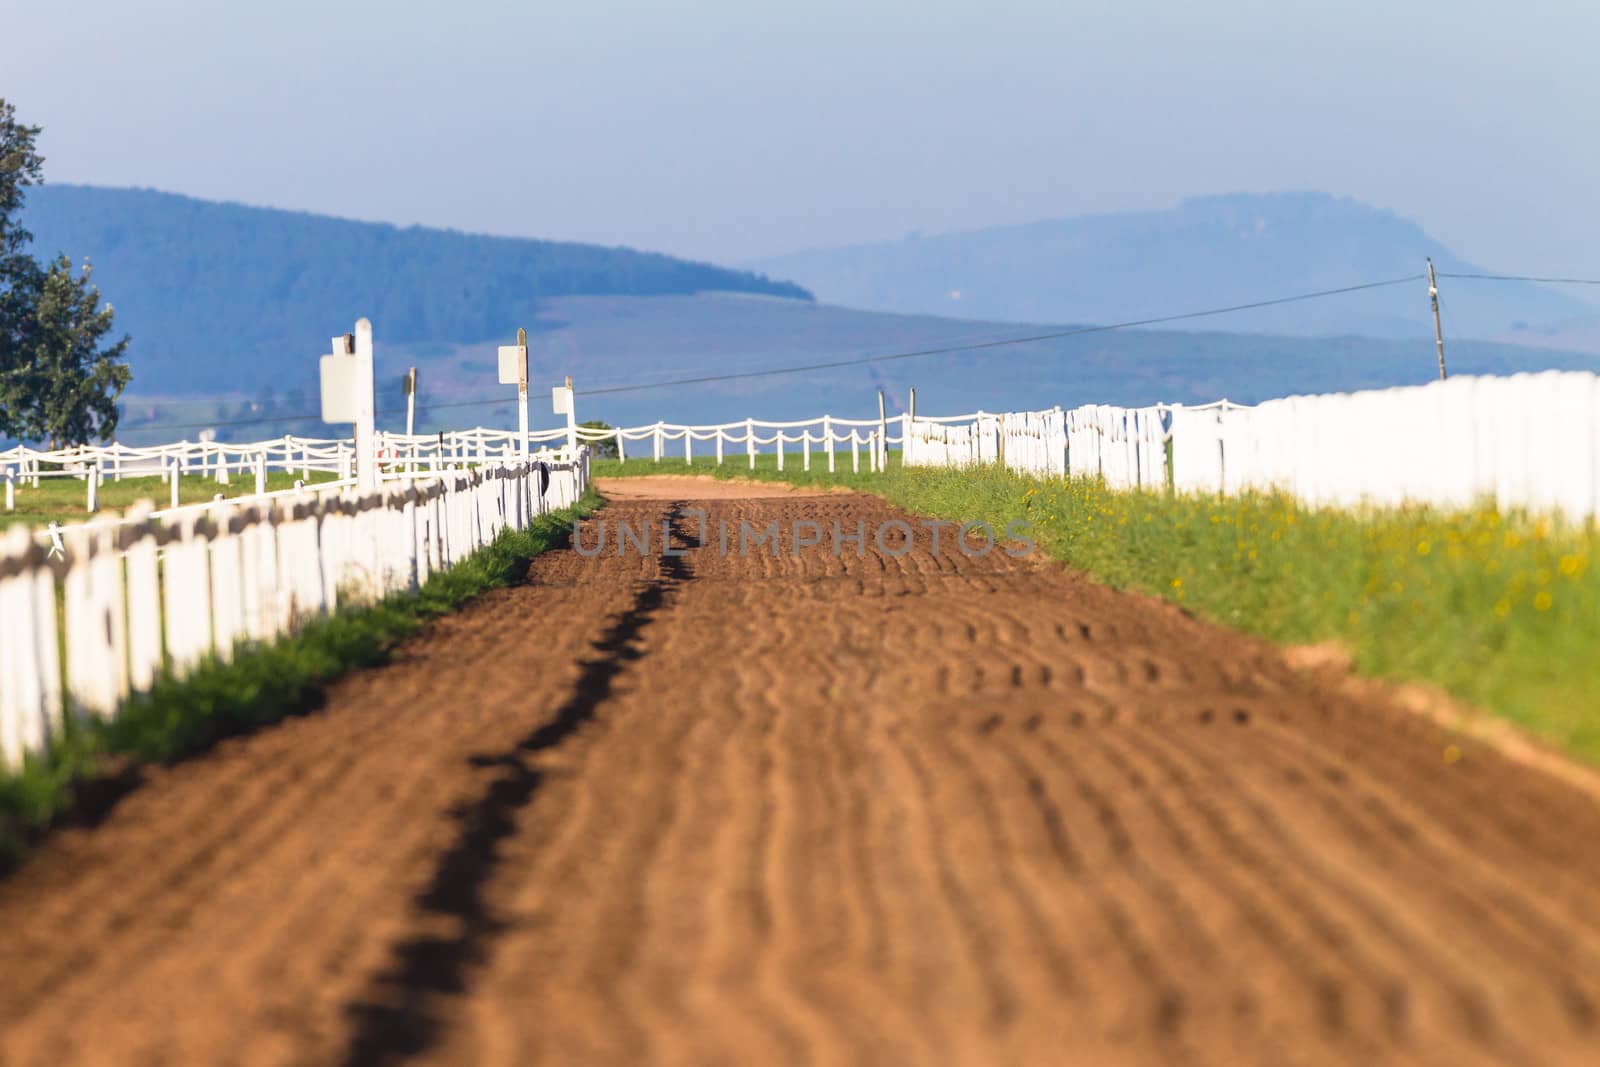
20 186 1600 443
102 290 1600 444
214 292 1591 446
513 294 1600 428
745 193 1596 339
22 184 812 393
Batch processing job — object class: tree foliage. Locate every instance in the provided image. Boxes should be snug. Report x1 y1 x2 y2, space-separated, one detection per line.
0 98 130 446
579 419 619 458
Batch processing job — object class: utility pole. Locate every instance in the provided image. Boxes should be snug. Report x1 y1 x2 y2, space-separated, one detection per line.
1428 258 1448 380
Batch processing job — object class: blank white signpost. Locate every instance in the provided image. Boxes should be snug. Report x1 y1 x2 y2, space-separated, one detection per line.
320 318 377 491
553 377 577 452
498 329 530 458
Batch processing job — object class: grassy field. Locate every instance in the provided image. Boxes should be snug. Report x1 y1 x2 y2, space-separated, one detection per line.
0 487 600 868
594 454 1600 761
0 470 343 531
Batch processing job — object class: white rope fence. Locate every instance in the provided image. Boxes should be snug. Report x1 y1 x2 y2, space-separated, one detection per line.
0 448 588 769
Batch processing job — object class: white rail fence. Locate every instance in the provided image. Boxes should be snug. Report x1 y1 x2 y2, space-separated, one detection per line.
13 370 1591 522
583 410 1071 477
0 450 588 769
7 369 1596 767
587 371 1600 520
0 428 586 512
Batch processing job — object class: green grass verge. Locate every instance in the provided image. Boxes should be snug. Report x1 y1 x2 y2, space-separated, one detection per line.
0 486 600 870
0 470 343 531
595 454 1600 761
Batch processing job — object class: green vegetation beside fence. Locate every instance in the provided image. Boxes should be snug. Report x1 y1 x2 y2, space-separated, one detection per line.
0 487 599 870
594 455 1600 761
0 470 342 531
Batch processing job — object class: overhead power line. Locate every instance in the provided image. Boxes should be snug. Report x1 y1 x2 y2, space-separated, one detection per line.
118 272 1433 433
1436 272 1600 286
578 275 1426 397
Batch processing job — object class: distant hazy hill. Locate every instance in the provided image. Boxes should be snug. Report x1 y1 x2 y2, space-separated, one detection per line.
25 185 1599 445
23 184 811 393
112 293 1600 444
747 193 1595 340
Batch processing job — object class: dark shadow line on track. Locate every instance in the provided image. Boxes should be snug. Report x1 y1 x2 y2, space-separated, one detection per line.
338 502 697 1067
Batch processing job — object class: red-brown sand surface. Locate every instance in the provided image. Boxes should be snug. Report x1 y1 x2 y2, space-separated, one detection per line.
3 485 1599 1065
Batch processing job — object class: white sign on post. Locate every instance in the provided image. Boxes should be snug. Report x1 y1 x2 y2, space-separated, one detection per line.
498 344 528 386
320 353 361 423
319 320 377 491
558 377 577 452
500 331 531 457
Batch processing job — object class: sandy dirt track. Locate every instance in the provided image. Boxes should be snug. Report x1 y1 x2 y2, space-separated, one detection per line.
3 486 1600 1066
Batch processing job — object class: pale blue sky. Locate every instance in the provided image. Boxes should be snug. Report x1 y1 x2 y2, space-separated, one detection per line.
7 1 1598 270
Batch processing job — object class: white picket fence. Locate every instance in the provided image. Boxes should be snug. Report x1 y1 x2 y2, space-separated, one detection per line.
586 371 1600 520
902 410 1068 477
7 369 1597 769
0 449 588 769
1167 372 1600 517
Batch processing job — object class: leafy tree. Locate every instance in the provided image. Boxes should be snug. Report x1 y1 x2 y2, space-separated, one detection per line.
579 419 619 458
0 97 45 434
0 98 130 446
4 257 131 447
0 101 42 272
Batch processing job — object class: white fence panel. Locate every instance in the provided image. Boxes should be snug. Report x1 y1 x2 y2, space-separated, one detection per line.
0 451 588 771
